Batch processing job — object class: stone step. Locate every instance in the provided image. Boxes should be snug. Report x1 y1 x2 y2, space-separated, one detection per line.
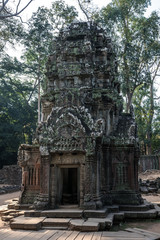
119 204 151 212
42 226 68 230
153 204 160 217
114 212 125 222
81 220 100 232
1 209 18 216
1 215 14 221
69 219 100 232
0 205 8 214
8 203 16 209
59 204 79 209
105 213 114 229
10 216 45 230
42 218 71 228
25 208 108 219
87 213 114 230
123 209 158 219
24 210 41 217
107 205 119 213
87 218 106 230
83 207 108 218
41 209 83 218
14 204 32 210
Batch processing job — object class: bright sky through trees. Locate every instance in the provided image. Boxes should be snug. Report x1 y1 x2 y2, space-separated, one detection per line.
21 0 160 21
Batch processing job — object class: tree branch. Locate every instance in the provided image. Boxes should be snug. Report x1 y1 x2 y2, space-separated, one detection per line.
77 0 90 21
16 0 21 14
0 0 34 19
0 0 9 12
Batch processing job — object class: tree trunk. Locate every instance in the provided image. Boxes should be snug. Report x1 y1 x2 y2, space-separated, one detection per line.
126 92 133 113
38 62 41 123
146 82 154 155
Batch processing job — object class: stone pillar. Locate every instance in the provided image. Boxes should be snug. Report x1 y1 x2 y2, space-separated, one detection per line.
134 148 140 191
50 164 57 208
94 145 103 209
83 155 96 209
41 155 50 194
35 155 50 209
80 163 85 207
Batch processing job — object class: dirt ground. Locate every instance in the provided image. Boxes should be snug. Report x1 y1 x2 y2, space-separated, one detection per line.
0 191 20 206
1 171 160 233
139 169 160 181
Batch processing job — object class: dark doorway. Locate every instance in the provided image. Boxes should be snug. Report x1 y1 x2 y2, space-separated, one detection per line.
61 168 78 204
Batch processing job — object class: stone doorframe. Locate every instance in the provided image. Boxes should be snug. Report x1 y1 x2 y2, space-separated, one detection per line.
49 152 85 209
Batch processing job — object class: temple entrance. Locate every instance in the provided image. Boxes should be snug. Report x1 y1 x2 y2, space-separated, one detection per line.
58 167 79 205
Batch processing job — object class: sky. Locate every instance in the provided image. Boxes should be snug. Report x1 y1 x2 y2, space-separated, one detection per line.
21 0 160 21
9 0 160 91
19 0 159 93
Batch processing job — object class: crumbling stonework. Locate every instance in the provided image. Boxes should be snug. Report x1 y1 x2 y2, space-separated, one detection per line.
0 165 21 185
18 22 142 209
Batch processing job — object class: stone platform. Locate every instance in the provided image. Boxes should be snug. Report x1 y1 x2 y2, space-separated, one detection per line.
3 202 160 232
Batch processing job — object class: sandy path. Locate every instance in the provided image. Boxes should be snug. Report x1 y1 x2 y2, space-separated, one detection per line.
0 191 20 229
0 191 20 206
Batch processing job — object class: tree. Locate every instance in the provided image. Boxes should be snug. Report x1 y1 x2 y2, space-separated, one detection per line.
77 0 98 21
0 14 23 54
22 1 78 122
0 0 34 19
97 0 160 112
0 55 37 168
133 81 160 155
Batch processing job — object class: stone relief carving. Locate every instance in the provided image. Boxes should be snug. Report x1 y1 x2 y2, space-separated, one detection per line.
37 106 105 154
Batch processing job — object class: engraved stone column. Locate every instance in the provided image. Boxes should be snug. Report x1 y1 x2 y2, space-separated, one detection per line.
84 155 96 209
80 163 85 207
41 155 50 194
35 154 50 209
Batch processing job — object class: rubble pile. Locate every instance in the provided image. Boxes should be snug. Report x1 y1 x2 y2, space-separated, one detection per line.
139 170 160 194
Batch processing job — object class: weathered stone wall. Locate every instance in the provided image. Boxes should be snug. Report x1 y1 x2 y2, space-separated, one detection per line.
139 155 160 172
0 165 22 185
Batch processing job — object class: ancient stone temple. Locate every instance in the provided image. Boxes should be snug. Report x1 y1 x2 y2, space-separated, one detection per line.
18 22 142 210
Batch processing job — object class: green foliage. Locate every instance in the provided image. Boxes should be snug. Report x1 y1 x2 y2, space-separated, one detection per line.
0 16 23 54
0 55 37 168
133 84 160 154
0 1 78 168
97 0 160 112
22 1 78 90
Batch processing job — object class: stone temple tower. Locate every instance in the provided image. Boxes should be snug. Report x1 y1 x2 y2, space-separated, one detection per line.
18 22 142 210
